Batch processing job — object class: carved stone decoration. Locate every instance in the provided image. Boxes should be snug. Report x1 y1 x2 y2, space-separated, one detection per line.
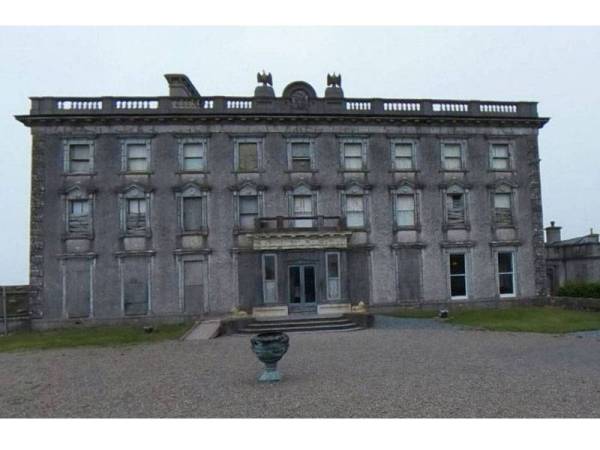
327 73 342 87
290 90 309 110
256 71 273 86
252 231 351 250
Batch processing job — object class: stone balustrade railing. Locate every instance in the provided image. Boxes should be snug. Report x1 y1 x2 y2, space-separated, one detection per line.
29 96 540 118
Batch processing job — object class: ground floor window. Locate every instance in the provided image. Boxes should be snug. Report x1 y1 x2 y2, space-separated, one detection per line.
326 252 340 299
262 254 277 304
449 253 467 299
497 251 515 296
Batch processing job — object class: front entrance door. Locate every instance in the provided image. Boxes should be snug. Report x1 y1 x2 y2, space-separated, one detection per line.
289 265 316 311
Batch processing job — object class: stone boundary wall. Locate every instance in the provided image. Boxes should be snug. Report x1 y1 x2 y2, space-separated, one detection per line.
531 296 600 312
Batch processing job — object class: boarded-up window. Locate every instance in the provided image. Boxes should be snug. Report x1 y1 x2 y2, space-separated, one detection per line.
446 193 465 225
346 195 365 228
182 143 205 171
68 199 90 233
394 143 414 170
183 260 204 314
183 197 203 231
442 143 462 170
126 198 147 232
64 259 91 318
494 193 513 226
239 195 258 229
68 143 92 173
123 257 149 316
290 142 312 171
343 143 363 170
126 143 149 172
238 142 258 171
397 249 422 301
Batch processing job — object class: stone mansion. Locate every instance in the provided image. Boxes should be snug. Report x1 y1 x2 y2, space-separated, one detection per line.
15 73 549 325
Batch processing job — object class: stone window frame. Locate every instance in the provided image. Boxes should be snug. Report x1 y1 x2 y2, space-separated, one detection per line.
63 138 95 175
59 254 96 319
325 251 341 300
390 181 421 231
493 248 518 298
389 138 418 172
440 139 468 172
488 179 519 230
286 137 317 172
287 182 319 228
175 183 209 235
62 185 95 239
261 253 278 304
177 136 209 173
117 253 154 317
120 138 153 174
441 182 471 231
176 253 209 313
339 183 370 230
445 249 471 301
488 140 515 172
338 136 369 172
231 182 265 232
119 184 152 237
233 137 264 173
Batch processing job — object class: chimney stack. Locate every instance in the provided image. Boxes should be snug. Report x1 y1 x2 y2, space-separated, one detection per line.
164 74 200 98
545 221 562 244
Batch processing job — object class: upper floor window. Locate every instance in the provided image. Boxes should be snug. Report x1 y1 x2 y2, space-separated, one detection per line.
396 194 415 227
64 139 94 174
179 139 207 172
494 193 513 226
340 138 368 171
392 141 416 170
239 195 259 229
441 142 465 171
287 184 317 228
119 185 151 235
126 198 147 232
490 143 511 171
122 139 151 173
345 195 365 228
444 184 469 228
234 139 262 172
288 141 314 171
176 184 208 233
63 186 93 236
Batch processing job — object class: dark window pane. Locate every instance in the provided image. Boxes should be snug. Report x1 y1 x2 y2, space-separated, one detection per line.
304 266 316 303
289 267 301 303
498 252 513 273
264 255 275 281
499 274 514 295
327 253 339 278
450 254 466 275
238 143 258 171
450 275 467 297
183 197 203 231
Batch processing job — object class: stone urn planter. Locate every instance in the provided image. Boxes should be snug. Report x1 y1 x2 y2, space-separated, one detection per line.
250 331 290 382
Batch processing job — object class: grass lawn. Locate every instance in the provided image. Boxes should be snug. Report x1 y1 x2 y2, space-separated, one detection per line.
448 306 600 333
0 322 192 353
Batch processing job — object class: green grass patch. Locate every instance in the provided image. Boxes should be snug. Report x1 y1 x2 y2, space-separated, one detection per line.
448 306 600 333
380 308 439 319
0 322 192 353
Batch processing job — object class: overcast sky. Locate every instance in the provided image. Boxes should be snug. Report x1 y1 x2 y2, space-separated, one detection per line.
0 27 598 284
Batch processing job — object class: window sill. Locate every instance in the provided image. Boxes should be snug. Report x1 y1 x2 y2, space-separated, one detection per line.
443 223 471 231
120 231 152 239
388 169 419 173
492 224 517 230
338 169 369 174
488 169 515 174
232 170 265 174
284 169 319 174
439 169 468 173
120 171 154 176
499 293 517 298
450 296 469 301
393 225 421 232
178 230 209 237
62 172 97 177
176 170 210 175
61 233 94 241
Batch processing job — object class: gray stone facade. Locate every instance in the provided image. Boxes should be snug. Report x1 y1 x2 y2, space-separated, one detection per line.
16 73 549 326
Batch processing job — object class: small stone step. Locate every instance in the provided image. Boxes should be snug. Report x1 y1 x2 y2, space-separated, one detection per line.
247 318 350 328
238 321 363 334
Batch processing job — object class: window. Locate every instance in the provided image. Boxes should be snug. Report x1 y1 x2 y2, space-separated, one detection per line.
449 253 467 298
342 142 364 170
345 195 365 228
396 194 415 227
237 142 259 171
446 193 465 225
239 195 258 229
125 142 149 172
326 252 341 300
497 252 515 296
182 197 203 231
67 143 92 173
393 142 415 170
293 194 314 228
442 143 463 170
494 193 513 226
290 142 312 171
262 254 277 304
68 199 90 233
181 142 205 171
126 198 147 232
490 143 511 170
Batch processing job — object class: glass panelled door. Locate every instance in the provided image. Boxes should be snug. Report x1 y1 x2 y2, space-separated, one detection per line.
289 265 316 305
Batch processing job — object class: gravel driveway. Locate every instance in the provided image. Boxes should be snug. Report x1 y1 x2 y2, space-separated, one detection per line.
1 317 599 418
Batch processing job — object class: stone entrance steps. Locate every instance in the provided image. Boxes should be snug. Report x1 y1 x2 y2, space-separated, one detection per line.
236 315 364 334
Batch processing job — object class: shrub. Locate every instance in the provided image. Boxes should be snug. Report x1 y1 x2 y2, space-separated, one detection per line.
558 281 600 299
